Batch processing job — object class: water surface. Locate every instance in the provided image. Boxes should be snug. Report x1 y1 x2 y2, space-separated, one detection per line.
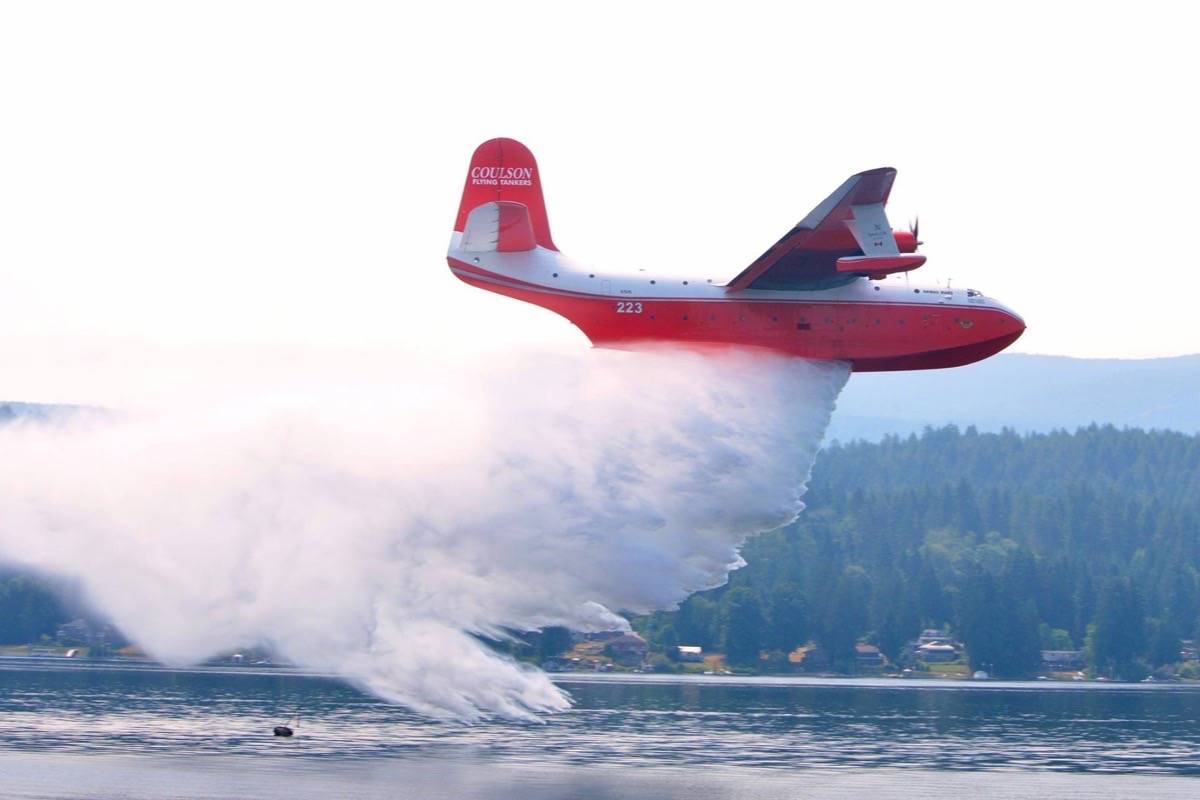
1 664 1197 798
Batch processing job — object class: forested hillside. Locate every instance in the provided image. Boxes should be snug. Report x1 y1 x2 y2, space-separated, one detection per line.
0 571 69 645
635 425 1200 679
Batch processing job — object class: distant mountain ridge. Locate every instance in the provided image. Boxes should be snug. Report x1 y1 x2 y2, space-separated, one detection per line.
6 354 1198 442
0 402 63 423
1 401 98 426
829 353 1200 443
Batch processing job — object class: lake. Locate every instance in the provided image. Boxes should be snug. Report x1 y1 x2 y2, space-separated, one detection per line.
1 663 1198 798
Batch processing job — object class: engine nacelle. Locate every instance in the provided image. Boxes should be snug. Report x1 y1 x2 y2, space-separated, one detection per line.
893 230 919 253
836 254 926 279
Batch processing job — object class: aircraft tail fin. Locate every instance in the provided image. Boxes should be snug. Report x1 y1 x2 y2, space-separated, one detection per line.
454 138 557 252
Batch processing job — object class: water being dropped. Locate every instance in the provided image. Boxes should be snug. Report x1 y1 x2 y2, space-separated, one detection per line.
0 347 848 719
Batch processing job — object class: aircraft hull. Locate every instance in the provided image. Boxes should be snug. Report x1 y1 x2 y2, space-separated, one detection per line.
449 258 1025 372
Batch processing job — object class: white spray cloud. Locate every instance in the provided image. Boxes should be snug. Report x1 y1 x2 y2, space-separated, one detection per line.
0 346 848 720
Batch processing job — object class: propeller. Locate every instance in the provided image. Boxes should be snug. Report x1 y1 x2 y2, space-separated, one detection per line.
910 216 923 247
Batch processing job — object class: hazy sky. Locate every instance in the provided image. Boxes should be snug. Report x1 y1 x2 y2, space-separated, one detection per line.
2 2 1198 402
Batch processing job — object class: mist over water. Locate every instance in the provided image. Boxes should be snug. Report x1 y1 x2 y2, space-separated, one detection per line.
0 347 848 719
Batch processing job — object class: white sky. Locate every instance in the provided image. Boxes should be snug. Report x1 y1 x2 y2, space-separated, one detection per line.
2 2 1198 403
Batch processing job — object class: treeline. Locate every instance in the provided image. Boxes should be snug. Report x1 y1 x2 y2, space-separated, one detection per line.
0 572 71 645
634 425 1200 679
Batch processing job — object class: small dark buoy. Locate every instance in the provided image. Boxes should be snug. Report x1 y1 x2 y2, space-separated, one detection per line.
273 714 299 737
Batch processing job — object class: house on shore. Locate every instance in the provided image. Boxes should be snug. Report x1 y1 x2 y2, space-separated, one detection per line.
605 633 648 666
916 642 959 663
917 629 952 646
855 643 887 672
1041 650 1085 671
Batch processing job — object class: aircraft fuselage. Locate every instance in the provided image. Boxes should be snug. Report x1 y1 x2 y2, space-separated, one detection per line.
448 242 1024 372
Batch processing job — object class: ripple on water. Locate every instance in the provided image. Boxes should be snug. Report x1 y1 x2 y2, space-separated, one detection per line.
1 667 1200 774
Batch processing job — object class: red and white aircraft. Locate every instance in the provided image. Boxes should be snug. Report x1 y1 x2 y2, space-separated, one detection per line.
448 138 1024 371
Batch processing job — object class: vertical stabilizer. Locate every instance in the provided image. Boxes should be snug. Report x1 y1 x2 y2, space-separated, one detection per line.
454 138 557 251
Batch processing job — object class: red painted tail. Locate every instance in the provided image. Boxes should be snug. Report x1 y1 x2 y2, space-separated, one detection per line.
454 138 557 252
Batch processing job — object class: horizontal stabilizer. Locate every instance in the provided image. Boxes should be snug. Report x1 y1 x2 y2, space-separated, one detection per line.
461 201 537 252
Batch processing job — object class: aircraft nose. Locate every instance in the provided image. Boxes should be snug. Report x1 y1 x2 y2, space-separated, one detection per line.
1003 307 1026 338
992 303 1025 347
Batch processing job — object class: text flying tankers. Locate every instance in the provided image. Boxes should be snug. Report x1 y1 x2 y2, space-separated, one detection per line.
447 138 1024 371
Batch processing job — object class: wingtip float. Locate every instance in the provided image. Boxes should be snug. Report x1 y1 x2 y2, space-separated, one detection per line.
447 138 1024 372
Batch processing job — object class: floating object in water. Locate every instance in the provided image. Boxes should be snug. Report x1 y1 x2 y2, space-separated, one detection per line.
273 725 294 737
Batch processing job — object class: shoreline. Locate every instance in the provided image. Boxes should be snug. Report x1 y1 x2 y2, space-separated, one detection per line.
3 654 1199 692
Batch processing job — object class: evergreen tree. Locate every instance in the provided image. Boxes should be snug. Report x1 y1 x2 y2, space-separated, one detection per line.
765 582 810 653
538 626 573 661
1146 618 1181 668
0 576 69 645
720 588 765 665
818 567 871 671
916 558 951 626
875 594 920 664
674 595 719 650
1090 578 1148 678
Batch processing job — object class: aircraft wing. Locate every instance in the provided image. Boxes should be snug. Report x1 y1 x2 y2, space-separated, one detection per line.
725 167 902 291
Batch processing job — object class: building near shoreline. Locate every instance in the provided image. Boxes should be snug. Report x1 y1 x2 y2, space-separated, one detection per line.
605 633 648 666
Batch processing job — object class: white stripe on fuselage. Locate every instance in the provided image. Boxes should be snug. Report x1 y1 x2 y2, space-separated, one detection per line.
447 233 1012 315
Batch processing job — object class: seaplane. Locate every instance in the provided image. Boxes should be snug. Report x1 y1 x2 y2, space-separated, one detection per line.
447 138 1023 371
